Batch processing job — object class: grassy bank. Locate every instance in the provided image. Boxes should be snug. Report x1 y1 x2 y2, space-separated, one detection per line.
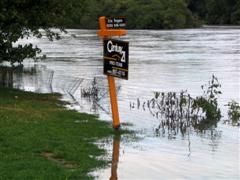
0 88 119 179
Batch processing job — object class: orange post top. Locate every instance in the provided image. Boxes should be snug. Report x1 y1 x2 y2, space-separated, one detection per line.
97 16 127 38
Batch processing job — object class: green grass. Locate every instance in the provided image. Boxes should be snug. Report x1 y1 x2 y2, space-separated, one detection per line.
0 88 124 179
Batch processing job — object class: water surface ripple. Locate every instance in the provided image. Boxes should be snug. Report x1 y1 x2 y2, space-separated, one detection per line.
13 27 240 179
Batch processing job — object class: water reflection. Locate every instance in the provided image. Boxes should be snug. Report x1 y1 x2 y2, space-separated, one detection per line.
0 65 54 93
110 135 120 180
156 122 222 152
154 116 221 138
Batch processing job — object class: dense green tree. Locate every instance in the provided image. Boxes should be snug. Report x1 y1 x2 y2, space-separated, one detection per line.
231 0 240 24
76 0 199 29
188 0 207 19
188 0 240 25
0 0 83 64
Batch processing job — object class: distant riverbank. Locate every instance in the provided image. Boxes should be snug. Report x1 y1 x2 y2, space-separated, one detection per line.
202 25 240 29
58 1 240 30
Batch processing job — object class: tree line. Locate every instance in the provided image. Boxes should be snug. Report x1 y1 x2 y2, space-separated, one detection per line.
188 0 240 25
61 0 240 29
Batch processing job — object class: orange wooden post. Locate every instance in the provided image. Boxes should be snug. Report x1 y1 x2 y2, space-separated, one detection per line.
97 16 127 129
97 16 127 37
107 75 120 129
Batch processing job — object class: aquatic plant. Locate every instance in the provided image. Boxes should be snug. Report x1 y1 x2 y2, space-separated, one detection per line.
226 100 240 126
130 75 222 137
192 75 221 122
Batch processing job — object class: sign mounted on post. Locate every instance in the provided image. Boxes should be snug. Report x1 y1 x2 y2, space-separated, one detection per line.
104 39 129 80
97 16 128 129
106 17 126 29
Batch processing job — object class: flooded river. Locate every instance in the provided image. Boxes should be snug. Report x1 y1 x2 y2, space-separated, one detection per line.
2 27 240 179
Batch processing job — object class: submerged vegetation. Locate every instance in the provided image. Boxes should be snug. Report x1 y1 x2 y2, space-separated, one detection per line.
130 75 238 138
193 75 221 121
226 100 240 126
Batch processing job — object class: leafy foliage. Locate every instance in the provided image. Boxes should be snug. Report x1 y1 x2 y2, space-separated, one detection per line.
188 0 240 25
70 0 200 29
0 0 83 64
227 100 240 125
193 75 221 121
65 0 240 28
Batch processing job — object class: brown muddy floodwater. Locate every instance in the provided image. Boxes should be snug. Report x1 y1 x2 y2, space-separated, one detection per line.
1 27 239 179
